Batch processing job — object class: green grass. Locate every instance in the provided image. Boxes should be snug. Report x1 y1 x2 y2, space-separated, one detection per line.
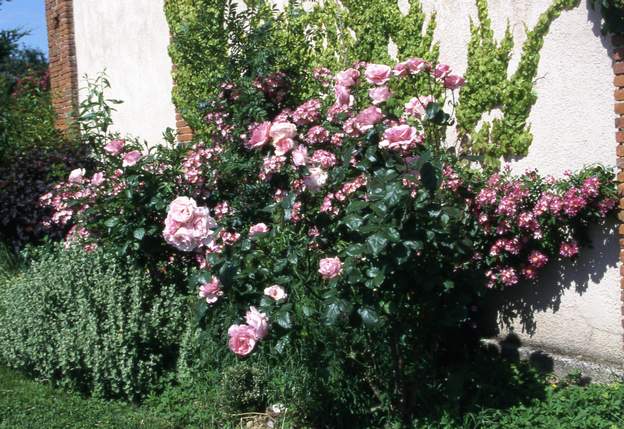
1 365 623 429
0 366 172 429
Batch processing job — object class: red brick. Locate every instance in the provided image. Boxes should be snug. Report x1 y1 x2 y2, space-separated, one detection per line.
614 49 624 61
615 62 624 75
616 75 624 87
616 89 624 101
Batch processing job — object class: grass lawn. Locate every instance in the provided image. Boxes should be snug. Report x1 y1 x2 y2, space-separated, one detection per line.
2 365 624 428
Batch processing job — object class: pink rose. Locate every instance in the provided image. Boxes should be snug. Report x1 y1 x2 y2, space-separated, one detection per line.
104 139 125 155
334 84 353 107
168 196 197 223
335 68 360 87
163 222 198 252
68 168 85 184
365 64 392 85
122 150 142 167
379 125 422 150
91 171 105 186
264 285 287 301
433 63 451 79
304 167 328 192
393 61 410 77
354 106 383 132
269 122 297 142
368 86 391 105
198 277 223 304
228 324 257 356
291 144 308 167
246 121 271 149
274 138 294 156
319 257 343 279
405 57 430 74
310 150 337 169
443 74 465 90
404 96 434 118
189 207 217 243
245 306 269 340
249 223 270 237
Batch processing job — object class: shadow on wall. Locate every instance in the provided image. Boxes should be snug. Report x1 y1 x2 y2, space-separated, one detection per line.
586 0 613 52
481 221 619 337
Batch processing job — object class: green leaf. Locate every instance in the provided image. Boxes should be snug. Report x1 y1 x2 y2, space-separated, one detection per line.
342 215 364 231
367 233 388 256
133 228 145 241
421 162 440 192
357 307 381 328
383 182 405 207
324 299 350 326
276 310 292 329
104 217 119 228
195 301 208 323
345 244 365 257
275 335 290 354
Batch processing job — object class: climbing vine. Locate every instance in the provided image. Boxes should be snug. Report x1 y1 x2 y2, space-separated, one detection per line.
456 0 580 167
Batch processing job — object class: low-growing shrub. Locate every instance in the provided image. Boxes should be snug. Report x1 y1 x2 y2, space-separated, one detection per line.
0 244 188 401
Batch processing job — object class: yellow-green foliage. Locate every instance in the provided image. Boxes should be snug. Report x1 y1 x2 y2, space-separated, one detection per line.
456 0 580 167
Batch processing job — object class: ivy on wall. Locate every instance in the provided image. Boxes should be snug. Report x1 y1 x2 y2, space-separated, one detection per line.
456 0 580 167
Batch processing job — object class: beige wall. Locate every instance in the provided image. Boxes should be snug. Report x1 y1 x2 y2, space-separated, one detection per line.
419 0 621 364
73 0 177 145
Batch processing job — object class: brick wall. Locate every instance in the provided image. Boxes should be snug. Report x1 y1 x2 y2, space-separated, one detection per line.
45 0 78 133
615 34 624 351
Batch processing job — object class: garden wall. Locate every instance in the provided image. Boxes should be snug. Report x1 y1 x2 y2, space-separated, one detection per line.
58 0 622 364
72 0 177 145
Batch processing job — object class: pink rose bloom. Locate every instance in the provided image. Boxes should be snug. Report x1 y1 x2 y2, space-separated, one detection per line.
433 63 452 79
291 144 308 167
245 306 269 340
443 74 465 90
269 122 297 142
379 125 422 150
274 138 294 156
163 221 199 252
368 86 392 105
246 121 271 149
354 106 383 132
68 168 85 184
364 64 392 85
264 285 287 301
304 167 328 192
122 150 142 167
404 96 435 118
393 61 410 77
311 150 337 169
228 324 257 356
168 196 197 223
198 277 223 304
559 241 579 258
104 139 125 155
190 207 217 243
405 57 430 74
334 84 353 107
335 68 360 87
249 223 270 237
91 171 105 186
319 256 343 279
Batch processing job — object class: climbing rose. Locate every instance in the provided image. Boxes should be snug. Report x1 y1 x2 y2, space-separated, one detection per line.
274 138 295 156
104 139 125 155
245 306 269 340
198 277 223 304
334 84 353 106
246 121 271 149
91 172 105 186
168 196 197 223
68 168 85 184
264 285 287 301
269 122 297 142
335 68 360 87
291 144 308 166
379 125 421 150
369 86 392 104
354 106 383 132
304 167 328 191
319 257 343 279
228 324 257 356
122 150 142 167
249 223 270 237
433 63 451 79
443 74 465 90
364 63 392 85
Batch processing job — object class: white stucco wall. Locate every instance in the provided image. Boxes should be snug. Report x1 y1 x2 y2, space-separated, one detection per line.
73 0 177 145
419 0 622 364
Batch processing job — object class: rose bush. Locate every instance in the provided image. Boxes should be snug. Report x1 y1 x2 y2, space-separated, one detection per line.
46 57 616 424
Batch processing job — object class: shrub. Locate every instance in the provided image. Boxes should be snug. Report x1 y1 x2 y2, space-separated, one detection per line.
0 244 189 401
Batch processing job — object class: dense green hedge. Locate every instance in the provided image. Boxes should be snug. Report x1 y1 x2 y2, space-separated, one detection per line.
0 245 189 401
